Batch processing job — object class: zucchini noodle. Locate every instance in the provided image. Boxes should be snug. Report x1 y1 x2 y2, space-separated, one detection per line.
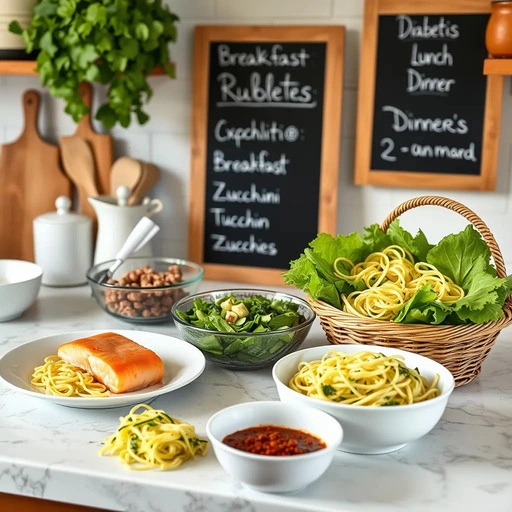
31 355 110 397
289 350 440 406
99 404 208 470
333 245 464 320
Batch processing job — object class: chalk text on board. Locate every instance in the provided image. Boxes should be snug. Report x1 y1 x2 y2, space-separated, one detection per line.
213 149 289 175
212 181 281 205
210 207 270 230
211 234 278 256
214 119 300 147
217 44 310 68
217 72 316 108
382 106 468 134
397 15 459 40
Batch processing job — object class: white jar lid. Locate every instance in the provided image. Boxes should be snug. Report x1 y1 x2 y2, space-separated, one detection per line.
34 196 91 225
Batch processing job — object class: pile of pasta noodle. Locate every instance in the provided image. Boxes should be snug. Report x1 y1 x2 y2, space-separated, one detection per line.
333 245 464 321
100 404 208 470
289 350 440 406
31 355 110 397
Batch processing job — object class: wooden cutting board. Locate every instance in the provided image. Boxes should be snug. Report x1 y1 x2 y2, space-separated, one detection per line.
72 82 114 196
0 90 71 261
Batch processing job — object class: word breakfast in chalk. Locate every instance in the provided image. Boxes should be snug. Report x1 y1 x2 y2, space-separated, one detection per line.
217 44 311 68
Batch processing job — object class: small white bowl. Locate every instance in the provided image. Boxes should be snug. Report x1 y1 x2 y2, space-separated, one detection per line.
206 401 343 493
272 345 455 455
0 260 43 322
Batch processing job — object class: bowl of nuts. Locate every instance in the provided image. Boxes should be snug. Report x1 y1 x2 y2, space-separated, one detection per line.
86 257 204 323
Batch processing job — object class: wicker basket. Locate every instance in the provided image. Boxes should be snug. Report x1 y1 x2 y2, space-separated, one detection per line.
308 195 512 387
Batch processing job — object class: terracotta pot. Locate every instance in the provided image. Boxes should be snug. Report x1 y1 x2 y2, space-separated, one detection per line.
486 0 512 58
0 0 37 59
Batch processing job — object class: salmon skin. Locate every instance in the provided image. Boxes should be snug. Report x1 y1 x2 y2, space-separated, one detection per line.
57 332 164 394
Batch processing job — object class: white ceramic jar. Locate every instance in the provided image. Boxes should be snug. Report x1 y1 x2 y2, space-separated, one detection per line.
33 196 92 286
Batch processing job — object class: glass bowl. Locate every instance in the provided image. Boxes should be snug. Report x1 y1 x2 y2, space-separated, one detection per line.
86 257 204 324
171 289 315 370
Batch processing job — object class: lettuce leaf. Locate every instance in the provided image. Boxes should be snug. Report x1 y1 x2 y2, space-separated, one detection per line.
394 285 451 324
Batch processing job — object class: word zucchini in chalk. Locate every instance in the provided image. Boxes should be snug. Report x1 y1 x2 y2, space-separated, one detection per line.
211 234 277 256
212 181 281 204
213 149 289 175
217 72 315 107
210 208 270 230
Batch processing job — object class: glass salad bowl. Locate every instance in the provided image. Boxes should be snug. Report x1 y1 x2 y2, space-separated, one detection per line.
171 289 315 370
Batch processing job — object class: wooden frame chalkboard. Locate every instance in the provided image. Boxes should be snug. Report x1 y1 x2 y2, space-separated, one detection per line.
189 26 344 285
354 0 504 191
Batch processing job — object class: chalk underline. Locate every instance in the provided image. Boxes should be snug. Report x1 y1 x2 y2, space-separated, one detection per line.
216 102 318 108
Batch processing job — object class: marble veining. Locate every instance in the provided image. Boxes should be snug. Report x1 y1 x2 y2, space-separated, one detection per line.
0 284 511 512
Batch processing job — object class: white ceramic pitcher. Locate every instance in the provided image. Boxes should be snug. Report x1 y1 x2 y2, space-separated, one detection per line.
88 195 163 264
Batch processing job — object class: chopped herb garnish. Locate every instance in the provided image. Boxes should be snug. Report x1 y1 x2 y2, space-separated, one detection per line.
322 384 336 396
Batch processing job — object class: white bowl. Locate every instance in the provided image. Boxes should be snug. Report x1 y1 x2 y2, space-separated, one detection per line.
0 260 43 321
272 345 455 455
206 401 343 493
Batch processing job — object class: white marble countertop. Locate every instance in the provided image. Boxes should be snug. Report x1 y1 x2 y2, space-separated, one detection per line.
0 282 511 512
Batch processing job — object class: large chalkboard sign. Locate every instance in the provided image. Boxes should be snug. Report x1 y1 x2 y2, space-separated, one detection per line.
189 26 344 285
355 0 504 190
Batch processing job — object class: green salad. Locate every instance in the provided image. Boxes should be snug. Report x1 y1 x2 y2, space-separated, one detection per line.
174 294 305 362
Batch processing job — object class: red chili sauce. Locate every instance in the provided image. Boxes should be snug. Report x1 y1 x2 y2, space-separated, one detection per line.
222 425 327 456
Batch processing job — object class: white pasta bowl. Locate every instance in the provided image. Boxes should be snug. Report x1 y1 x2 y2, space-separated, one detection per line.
272 344 455 455
206 401 343 493
0 259 43 322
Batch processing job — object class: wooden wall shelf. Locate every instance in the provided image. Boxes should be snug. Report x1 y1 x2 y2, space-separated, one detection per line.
0 61 171 76
483 58 512 75
0 60 36 74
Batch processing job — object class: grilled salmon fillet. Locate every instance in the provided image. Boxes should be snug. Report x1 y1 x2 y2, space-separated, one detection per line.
57 332 164 393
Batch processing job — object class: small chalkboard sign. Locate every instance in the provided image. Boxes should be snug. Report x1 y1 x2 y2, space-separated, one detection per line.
189 26 344 285
355 0 504 190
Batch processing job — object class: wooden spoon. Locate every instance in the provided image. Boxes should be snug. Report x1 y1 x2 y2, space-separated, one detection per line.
110 157 144 196
59 136 99 220
129 162 160 205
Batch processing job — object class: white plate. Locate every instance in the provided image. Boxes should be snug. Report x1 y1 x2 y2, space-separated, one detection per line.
0 329 206 409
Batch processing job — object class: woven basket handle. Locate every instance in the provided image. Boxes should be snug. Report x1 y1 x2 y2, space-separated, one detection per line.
380 195 508 279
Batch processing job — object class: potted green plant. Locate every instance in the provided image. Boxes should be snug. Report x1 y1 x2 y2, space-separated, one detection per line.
9 0 179 128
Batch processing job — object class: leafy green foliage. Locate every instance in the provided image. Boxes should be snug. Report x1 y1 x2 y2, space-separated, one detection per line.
175 294 305 362
9 0 179 128
283 222 512 325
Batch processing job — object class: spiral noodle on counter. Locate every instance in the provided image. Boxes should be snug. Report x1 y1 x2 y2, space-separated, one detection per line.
333 245 464 320
31 356 110 397
289 350 440 406
99 404 208 470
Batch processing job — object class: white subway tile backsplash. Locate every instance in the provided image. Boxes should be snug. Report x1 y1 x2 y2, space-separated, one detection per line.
169 0 216 19
333 0 364 18
216 0 332 18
